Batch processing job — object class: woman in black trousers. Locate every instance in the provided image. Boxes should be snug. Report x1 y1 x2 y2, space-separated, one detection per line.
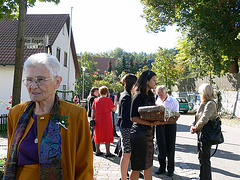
190 83 218 180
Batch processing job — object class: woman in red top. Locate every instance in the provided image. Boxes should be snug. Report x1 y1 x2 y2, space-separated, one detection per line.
92 86 117 157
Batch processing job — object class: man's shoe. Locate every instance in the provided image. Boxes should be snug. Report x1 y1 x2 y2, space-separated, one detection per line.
155 168 166 175
167 171 174 177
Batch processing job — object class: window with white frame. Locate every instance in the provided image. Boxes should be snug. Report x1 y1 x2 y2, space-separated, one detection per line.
56 48 61 62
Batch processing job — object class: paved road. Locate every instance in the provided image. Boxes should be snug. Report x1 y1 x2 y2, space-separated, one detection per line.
176 114 240 180
93 114 199 180
1 113 240 179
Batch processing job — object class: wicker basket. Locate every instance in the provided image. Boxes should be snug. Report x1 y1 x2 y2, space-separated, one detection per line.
138 105 180 124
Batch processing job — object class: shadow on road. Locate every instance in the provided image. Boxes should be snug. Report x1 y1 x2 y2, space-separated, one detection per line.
175 143 198 154
182 162 240 179
177 124 191 132
176 137 240 161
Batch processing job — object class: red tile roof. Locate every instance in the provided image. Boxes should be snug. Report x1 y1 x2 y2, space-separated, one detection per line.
0 14 80 77
93 57 118 74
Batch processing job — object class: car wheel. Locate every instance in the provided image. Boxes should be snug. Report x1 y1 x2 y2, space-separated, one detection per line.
184 110 188 114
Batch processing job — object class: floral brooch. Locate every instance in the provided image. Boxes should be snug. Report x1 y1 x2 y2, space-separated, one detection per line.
56 115 69 130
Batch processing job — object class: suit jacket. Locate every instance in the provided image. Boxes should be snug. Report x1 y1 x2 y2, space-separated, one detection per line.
193 100 218 134
6 100 93 180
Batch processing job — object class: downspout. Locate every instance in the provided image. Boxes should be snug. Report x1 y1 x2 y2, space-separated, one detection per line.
67 7 73 91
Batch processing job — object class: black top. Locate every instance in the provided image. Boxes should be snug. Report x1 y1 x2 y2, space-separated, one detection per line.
87 96 96 117
131 92 155 129
117 90 133 128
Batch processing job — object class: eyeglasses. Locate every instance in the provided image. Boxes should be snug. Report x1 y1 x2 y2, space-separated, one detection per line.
23 76 54 87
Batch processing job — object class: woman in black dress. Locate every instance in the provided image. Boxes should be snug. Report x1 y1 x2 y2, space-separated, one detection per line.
130 70 161 180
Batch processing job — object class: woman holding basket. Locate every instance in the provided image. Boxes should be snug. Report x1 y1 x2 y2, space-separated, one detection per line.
130 70 162 180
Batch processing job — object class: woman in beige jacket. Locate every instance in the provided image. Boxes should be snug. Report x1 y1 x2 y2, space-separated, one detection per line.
190 83 217 180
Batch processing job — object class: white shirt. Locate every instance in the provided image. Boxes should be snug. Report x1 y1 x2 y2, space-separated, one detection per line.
156 95 179 112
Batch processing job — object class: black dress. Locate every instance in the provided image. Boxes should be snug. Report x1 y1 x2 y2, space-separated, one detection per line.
130 92 155 170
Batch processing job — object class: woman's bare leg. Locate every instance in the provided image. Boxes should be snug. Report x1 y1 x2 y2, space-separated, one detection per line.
143 167 152 180
96 143 101 153
120 152 131 180
130 170 140 180
105 143 111 154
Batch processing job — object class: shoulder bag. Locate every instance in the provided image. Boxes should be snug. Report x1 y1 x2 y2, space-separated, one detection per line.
200 116 224 145
200 116 224 156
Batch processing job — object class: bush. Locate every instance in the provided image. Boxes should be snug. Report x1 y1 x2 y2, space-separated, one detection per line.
0 157 6 179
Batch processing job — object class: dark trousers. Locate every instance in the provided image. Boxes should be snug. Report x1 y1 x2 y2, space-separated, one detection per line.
198 140 212 180
156 124 176 173
111 111 117 135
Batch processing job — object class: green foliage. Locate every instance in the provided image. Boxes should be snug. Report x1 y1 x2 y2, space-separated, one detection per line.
107 58 112 72
141 0 240 73
92 71 123 93
135 65 150 78
112 47 124 58
0 157 6 179
176 33 229 82
76 52 98 98
0 0 60 20
152 47 178 92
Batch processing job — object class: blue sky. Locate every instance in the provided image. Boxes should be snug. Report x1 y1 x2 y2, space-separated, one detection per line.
27 0 181 54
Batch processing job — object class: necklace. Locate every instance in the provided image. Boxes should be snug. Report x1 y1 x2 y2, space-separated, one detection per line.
33 116 38 144
34 137 38 144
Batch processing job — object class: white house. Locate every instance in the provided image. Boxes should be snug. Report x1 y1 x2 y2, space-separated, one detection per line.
0 14 80 114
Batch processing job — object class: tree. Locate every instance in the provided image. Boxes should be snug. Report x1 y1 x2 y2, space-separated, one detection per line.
1 0 60 107
141 0 240 73
92 71 123 93
12 0 28 107
112 47 124 58
175 33 229 82
152 47 178 93
107 58 112 72
76 52 98 98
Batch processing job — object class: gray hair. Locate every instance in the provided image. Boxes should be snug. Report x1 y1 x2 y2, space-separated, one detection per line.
24 53 61 77
156 85 167 94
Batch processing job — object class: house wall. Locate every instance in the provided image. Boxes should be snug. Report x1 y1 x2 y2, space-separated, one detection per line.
51 23 76 101
0 23 76 114
0 66 29 114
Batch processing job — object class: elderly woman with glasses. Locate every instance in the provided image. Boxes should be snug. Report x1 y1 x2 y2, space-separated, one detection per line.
4 53 93 180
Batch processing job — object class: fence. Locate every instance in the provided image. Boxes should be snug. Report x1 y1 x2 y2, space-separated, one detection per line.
0 114 8 135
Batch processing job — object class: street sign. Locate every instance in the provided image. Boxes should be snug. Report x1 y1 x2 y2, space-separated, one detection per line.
27 44 38 49
25 37 45 45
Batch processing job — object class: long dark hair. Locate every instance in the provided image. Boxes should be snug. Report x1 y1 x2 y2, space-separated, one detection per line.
87 87 99 100
134 70 156 101
120 73 137 94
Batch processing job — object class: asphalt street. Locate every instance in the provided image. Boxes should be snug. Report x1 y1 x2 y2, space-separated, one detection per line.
1 113 239 179
176 114 240 180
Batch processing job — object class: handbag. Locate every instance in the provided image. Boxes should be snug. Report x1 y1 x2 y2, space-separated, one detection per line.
200 116 224 145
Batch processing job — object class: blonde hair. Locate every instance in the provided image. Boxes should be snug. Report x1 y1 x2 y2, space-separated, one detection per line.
99 86 108 96
198 83 216 102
